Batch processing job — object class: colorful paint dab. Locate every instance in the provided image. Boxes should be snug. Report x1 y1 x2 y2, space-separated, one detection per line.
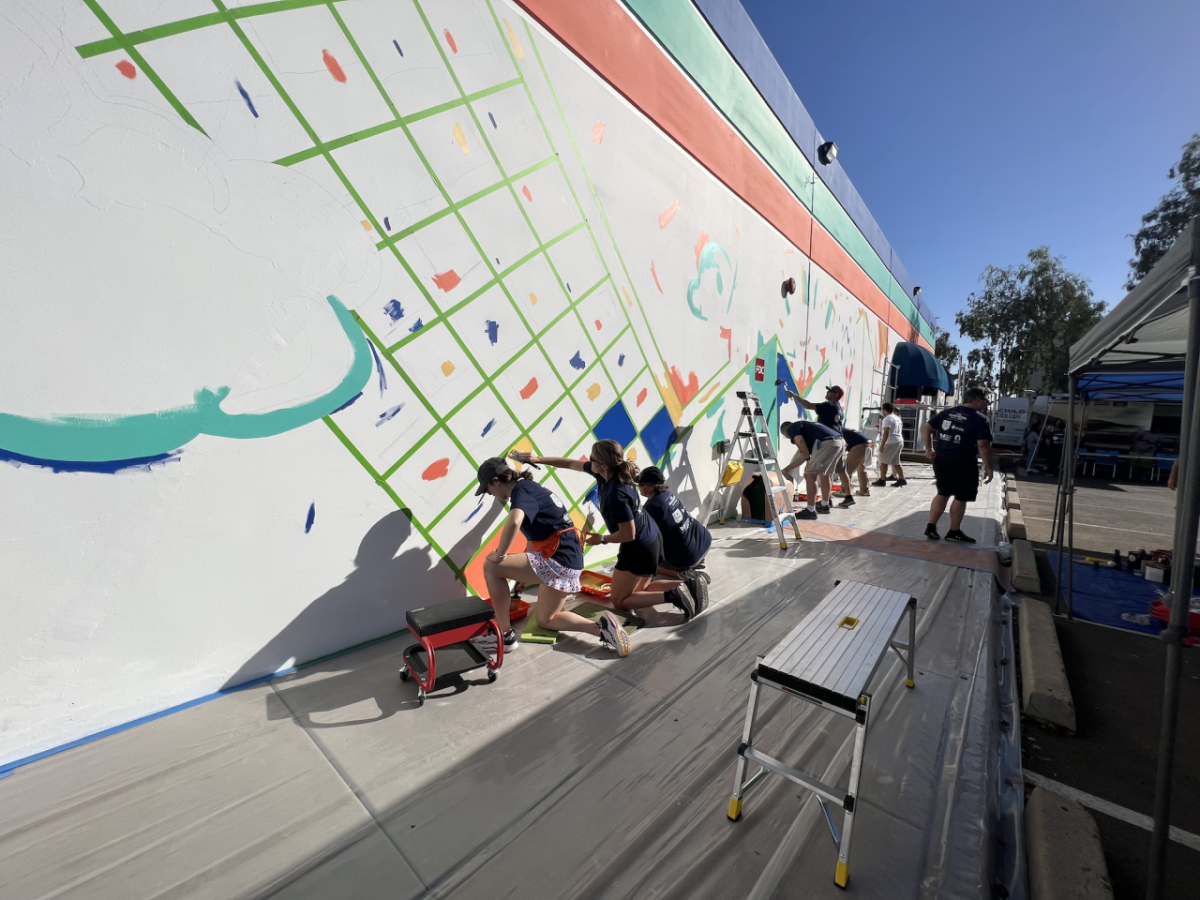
519 377 538 400
621 285 633 307
618 354 626 367
440 361 456 377
594 319 602 331
393 39 404 56
658 200 680 230
720 325 733 360
481 418 496 437
529 292 538 306
669 367 700 407
115 60 136 79
432 269 461 292
569 351 586 370
694 231 710 268
485 320 499 345
376 403 404 427
409 317 424 333
586 383 602 401
650 262 663 294
452 122 469 154
304 503 316 533
323 49 347 83
488 112 497 129
463 500 483 523
422 458 450 481
552 416 563 432
235 79 258 117
443 29 458 53
384 216 391 231
503 19 525 59
522 185 532 202
384 299 404 322
627 447 638 461
360 220 373 231
369 342 387 396
636 388 648 407
592 121 606 144
697 382 721 405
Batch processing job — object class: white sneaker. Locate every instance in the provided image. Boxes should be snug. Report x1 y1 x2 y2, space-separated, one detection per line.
598 611 632 657
472 628 518 656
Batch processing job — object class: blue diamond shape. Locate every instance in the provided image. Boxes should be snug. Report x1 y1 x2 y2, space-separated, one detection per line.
593 400 638 450
640 405 678 464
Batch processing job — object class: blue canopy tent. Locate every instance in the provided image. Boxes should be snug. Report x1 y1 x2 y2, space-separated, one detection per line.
1063 217 1198 899
890 341 951 397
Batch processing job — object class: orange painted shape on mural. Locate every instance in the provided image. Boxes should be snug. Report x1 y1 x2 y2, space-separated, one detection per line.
529 292 538 305
669 366 700 407
452 122 469 154
592 121 606 143
322 49 347 83
360 220 373 231
443 29 458 53
586 383 602 401
627 447 638 461
650 261 663 294
658 200 680 230
694 231 710 268
636 387 648 406
621 285 633 307
441 361 456 377
522 184 533 202
422 458 450 481
697 381 721 405
115 60 136 79
719 325 732 360
432 269 461 292
819 348 827 362
594 319 602 330
503 19 525 59
654 372 683 424
519 377 538 399
464 529 529 599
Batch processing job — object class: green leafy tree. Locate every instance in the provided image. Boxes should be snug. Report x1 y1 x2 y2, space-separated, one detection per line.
1127 132 1200 290
934 327 960 373
955 248 1105 395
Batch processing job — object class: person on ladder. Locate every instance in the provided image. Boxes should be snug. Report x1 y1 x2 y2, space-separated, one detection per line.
779 420 845 519
637 466 712 615
511 441 698 620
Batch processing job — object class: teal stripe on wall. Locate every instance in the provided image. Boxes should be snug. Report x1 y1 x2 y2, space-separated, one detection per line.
620 0 933 343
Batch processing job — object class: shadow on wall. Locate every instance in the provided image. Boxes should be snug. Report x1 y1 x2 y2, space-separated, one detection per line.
221 502 505 690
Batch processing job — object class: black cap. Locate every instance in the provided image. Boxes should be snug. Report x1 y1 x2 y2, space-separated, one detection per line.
638 466 666 486
474 457 511 495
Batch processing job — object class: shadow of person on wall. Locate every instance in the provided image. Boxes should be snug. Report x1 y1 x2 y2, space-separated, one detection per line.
221 501 504 693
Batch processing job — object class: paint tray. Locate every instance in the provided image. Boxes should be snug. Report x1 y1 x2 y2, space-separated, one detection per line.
579 570 612 598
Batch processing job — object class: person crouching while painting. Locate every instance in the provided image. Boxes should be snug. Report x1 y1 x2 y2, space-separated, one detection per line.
511 440 698 621
637 466 712 616
476 457 632 657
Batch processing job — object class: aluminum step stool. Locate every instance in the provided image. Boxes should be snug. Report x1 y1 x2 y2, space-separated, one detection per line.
727 580 917 889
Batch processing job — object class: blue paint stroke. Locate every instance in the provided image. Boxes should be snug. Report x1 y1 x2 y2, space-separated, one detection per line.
463 500 484 523
368 341 387 396
485 320 499 345
383 299 404 322
552 416 563 432
0 296 371 463
408 317 424 333
376 403 405 427
0 447 181 474
393 39 403 56
331 392 361 414
618 353 625 367
480 418 496 437
686 241 738 321
488 112 497 128
569 351 586 370
384 216 391 232
235 79 258 118
567 282 572 292
305 503 315 533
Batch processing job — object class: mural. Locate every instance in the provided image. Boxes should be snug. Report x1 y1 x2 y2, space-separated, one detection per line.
0 0 926 765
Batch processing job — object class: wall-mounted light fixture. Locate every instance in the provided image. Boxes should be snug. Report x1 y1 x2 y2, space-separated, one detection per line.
781 277 796 298
817 141 838 166
913 286 922 298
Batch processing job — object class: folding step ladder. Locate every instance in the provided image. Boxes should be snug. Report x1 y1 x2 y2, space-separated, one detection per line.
704 391 802 549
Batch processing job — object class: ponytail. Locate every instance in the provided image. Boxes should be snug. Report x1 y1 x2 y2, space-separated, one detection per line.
590 439 639 486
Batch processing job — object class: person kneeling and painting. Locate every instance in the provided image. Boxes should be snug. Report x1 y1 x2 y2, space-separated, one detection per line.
512 440 698 620
476 457 632 657
637 466 713 615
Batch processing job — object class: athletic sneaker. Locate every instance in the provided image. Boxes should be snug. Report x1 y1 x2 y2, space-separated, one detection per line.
894 478 908 487
815 502 831 515
837 496 856 508
472 628 519 655
871 479 887 487
854 489 871 497
945 530 976 544
681 567 711 615
798 508 818 520
924 524 941 540
666 583 697 620
598 610 632 656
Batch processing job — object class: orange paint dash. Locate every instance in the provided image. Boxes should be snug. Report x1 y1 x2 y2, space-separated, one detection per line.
734 222 741 238
519 377 538 400
650 261 663 294
431 269 461 292
621 285 633 307
669 366 700 407
694 231 710 268
422 458 450 481
586 383 602 401
594 319 602 331
529 292 538 306
592 121 606 143
522 184 532 202
637 387 648 407
744 352 750 364
658 200 680 230
440 360 456 377
719 326 732 360
322 49 347 83
115 60 136 79
444 29 458 53
360 220 373 231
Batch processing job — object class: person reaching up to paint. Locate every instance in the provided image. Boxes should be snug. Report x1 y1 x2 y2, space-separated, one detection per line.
512 440 698 621
476 457 632 657
785 384 846 433
637 467 712 616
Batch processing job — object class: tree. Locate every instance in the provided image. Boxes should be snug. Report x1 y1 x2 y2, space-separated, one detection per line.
934 327 960 373
955 247 1105 395
1127 132 1200 290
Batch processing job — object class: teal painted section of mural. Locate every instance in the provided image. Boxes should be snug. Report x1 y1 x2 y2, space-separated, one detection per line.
749 338 780 453
0 297 372 462
619 0 933 344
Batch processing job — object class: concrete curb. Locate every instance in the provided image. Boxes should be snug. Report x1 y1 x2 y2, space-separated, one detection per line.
1019 598 1077 732
1026 787 1114 900
1004 478 1027 540
1013 539 1041 594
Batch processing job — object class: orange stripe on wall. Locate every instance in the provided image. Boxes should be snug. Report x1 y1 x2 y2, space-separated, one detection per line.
516 0 928 350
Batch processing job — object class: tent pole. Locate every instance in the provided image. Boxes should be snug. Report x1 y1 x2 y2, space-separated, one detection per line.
1146 222 1200 900
1065 379 1077 620
1053 442 1068 614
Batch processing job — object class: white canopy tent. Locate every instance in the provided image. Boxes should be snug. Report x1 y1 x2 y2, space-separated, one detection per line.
1063 217 1199 899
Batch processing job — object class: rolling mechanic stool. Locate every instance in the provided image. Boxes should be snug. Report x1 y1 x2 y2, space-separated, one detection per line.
727 580 917 889
401 597 503 706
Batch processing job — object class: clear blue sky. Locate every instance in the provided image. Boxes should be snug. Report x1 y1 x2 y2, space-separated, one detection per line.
741 0 1200 349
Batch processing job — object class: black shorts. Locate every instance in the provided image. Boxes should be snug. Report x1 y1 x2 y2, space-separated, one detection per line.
615 533 662 577
933 457 980 502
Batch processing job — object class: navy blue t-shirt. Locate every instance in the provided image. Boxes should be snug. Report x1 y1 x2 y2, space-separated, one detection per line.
643 489 711 569
928 406 993 460
582 462 659 548
787 420 840 451
842 428 868 449
812 400 844 432
509 479 584 569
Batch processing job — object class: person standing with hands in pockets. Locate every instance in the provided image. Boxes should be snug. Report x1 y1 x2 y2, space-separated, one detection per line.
921 387 994 543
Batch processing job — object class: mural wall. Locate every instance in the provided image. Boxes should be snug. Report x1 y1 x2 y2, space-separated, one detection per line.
0 0 931 766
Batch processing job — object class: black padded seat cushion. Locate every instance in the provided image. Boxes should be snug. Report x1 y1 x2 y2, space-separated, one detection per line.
407 596 495 637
